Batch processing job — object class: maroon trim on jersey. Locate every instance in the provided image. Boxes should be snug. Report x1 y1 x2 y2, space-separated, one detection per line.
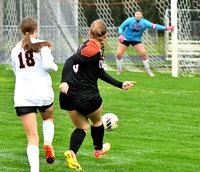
136 25 142 28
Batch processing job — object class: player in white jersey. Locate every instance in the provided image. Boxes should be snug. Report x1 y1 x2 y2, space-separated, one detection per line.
11 17 58 172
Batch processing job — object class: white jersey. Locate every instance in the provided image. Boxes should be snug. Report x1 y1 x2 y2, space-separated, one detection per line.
11 38 58 107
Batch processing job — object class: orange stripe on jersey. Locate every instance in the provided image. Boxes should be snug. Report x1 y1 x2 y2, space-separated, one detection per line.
81 40 99 57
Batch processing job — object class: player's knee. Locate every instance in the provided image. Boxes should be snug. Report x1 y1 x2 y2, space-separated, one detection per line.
27 133 39 145
116 54 122 60
42 116 54 122
83 126 89 133
81 123 90 133
90 120 102 127
141 53 147 60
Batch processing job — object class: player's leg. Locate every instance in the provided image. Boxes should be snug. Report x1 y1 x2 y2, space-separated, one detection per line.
40 103 55 164
59 92 83 170
134 43 155 77
67 110 89 154
87 105 111 158
20 113 39 172
64 110 89 170
116 43 128 75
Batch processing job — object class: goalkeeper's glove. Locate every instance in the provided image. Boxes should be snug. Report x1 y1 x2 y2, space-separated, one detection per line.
166 26 174 31
118 34 126 42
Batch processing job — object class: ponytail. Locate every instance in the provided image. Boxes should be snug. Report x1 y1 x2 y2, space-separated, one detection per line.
21 35 53 52
20 17 53 52
89 19 107 60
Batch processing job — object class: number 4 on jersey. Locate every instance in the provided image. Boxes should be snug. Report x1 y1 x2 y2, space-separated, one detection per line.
18 51 35 69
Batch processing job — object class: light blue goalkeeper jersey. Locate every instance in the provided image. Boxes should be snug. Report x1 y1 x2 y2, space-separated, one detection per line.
118 17 166 42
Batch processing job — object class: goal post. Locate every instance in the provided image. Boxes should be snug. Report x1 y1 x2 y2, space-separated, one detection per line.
171 0 178 77
156 0 200 77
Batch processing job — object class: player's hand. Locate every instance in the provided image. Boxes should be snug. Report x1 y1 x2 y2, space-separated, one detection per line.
59 82 69 94
118 34 126 42
122 81 137 90
166 26 174 31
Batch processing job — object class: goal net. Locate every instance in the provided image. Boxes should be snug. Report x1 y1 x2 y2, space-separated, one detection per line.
0 0 199 76
1 0 78 65
78 0 200 76
156 0 200 77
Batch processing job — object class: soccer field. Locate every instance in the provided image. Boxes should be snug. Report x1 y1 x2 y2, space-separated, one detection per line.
0 64 200 172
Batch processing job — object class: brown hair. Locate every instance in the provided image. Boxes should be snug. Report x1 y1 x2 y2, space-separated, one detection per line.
89 19 107 59
20 17 53 52
135 9 143 14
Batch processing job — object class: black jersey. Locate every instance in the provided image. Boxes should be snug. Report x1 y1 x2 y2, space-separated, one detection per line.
61 40 123 96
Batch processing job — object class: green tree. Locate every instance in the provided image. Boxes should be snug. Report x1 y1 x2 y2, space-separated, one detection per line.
80 0 163 26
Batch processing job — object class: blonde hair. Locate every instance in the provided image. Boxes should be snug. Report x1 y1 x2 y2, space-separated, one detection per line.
20 17 53 52
89 19 107 59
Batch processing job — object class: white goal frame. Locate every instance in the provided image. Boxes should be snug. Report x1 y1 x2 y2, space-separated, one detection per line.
170 2 200 77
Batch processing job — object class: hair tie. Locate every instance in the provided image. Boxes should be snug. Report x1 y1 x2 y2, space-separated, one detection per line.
26 32 29 35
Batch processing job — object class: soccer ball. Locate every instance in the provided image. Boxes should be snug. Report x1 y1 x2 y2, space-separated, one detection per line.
102 113 119 131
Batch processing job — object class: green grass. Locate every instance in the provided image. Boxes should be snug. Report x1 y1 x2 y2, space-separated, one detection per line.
0 64 200 172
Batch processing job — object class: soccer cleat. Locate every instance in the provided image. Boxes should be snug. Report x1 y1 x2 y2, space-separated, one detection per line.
94 143 111 158
147 70 155 77
64 150 82 171
43 145 55 164
117 69 122 75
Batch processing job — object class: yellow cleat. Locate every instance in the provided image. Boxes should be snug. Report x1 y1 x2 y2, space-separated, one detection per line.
64 150 82 171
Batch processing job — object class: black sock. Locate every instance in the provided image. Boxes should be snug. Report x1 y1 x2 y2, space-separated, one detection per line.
91 124 104 150
69 128 86 154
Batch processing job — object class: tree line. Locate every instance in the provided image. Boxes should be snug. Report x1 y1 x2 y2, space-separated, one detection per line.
81 0 164 26
81 0 199 27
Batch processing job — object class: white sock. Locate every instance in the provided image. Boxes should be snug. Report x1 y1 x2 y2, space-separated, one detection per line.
43 120 54 145
116 59 123 71
142 59 151 72
27 145 39 172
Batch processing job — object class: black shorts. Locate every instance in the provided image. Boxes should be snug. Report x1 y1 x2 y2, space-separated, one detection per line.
121 40 141 47
15 102 54 117
59 92 102 116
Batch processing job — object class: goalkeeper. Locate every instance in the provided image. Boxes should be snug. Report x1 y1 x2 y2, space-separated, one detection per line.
116 9 174 76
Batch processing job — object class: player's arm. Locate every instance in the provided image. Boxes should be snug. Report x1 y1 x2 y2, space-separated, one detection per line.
145 19 174 31
99 69 123 88
99 69 137 90
118 18 132 42
118 17 132 35
41 46 58 72
59 54 79 94
61 54 79 83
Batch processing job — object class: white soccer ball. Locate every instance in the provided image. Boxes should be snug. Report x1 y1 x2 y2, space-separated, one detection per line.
102 113 119 131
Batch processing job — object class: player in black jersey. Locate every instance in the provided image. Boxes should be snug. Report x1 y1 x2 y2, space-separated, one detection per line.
59 19 137 171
